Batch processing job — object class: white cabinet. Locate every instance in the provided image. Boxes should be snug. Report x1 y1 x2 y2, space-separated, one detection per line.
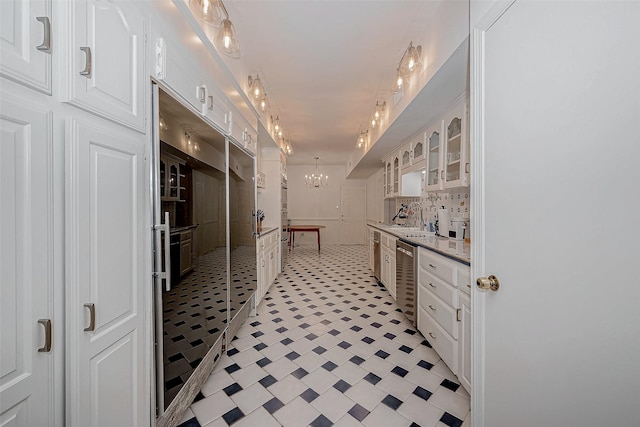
401 143 412 171
229 102 258 155
159 154 186 202
65 117 149 427
155 35 230 135
425 123 443 191
412 138 425 165
0 95 61 426
383 153 401 198
380 232 397 298
443 100 470 188
458 291 471 393
67 0 145 132
256 230 280 306
179 231 193 276
417 247 470 382
0 0 52 94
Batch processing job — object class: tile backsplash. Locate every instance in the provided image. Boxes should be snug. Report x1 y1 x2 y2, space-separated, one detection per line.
395 187 471 233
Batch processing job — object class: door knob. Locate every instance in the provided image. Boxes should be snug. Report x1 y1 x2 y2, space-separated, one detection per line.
477 275 500 291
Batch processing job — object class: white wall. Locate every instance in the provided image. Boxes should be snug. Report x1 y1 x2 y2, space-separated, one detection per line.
287 164 366 245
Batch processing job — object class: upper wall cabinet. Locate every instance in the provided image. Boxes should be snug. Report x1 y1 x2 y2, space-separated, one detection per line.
425 122 443 191
401 143 412 171
66 0 145 132
155 35 230 136
413 138 425 164
229 101 258 155
443 100 469 188
0 0 52 94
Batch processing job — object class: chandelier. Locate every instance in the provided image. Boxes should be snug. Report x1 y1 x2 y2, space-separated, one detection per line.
305 157 328 188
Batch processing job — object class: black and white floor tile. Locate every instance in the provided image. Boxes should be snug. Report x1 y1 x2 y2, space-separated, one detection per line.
178 245 470 427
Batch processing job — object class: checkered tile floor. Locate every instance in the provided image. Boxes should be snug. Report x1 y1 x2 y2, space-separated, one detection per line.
179 245 470 427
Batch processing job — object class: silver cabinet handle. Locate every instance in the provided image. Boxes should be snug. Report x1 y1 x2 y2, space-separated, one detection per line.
428 304 436 311
428 263 436 269
440 170 444 179
37 319 52 352
79 47 92 77
36 17 51 53
428 332 436 339
84 303 95 332
428 282 436 288
465 163 470 173
207 95 214 111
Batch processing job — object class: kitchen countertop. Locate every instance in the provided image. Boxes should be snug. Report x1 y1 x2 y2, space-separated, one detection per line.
368 223 470 266
170 224 199 235
258 226 279 237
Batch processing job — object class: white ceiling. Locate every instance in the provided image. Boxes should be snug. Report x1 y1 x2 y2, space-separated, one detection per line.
222 0 446 166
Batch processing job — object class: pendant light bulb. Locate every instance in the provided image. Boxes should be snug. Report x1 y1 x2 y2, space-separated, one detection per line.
260 95 267 111
214 19 240 58
159 115 168 131
189 0 223 26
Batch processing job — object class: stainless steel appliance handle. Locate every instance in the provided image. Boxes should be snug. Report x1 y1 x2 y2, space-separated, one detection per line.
163 212 171 291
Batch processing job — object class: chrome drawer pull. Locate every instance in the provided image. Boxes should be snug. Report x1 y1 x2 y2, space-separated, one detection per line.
428 263 436 269
79 47 92 77
428 305 436 311
428 332 436 339
84 303 95 332
36 17 51 53
428 282 436 288
37 319 52 352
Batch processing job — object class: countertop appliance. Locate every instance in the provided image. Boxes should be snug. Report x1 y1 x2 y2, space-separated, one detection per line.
373 231 381 281
396 240 417 325
449 217 467 241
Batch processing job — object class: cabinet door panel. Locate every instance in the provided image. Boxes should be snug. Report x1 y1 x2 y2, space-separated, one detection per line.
0 0 51 94
0 97 56 426
66 117 148 427
69 1 145 132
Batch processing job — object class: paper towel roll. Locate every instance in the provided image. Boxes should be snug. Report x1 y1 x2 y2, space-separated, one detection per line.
438 208 450 237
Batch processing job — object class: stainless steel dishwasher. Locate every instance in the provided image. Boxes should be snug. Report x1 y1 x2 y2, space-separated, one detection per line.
396 240 417 325
373 231 381 281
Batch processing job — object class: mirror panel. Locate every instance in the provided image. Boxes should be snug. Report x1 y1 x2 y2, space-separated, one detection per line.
157 90 228 408
228 141 257 321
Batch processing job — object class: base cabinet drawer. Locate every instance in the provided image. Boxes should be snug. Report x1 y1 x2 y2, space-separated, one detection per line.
418 284 458 339
418 306 458 375
419 248 456 283
419 268 458 307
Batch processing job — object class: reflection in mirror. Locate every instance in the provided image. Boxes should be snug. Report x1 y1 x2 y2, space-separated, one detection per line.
228 141 257 322
156 90 227 407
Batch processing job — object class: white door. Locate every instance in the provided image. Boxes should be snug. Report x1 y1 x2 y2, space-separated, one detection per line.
340 185 366 244
68 0 145 131
0 96 59 426
472 2 640 426
0 0 52 94
65 117 149 427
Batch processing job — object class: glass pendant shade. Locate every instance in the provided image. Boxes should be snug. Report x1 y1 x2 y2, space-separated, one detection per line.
214 19 240 58
394 68 404 93
260 94 268 112
399 42 422 75
159 115 168 130
189 0 224 26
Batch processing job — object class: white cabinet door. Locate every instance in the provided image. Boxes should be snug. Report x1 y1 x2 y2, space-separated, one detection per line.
458 291 471 393
68 0 145 132
65 117 149 427
443 99 469 188
0 0 52 94
424 123 443 191
0 96 59 426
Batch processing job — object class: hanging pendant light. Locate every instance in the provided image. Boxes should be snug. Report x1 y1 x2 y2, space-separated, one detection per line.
393 67 404 93
247 75 264 101
214 18 240 58
371 101 386 129
189 0 224 26
305 157 328 188
259 93 268 112
159 115 169 131
399 41 422 75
